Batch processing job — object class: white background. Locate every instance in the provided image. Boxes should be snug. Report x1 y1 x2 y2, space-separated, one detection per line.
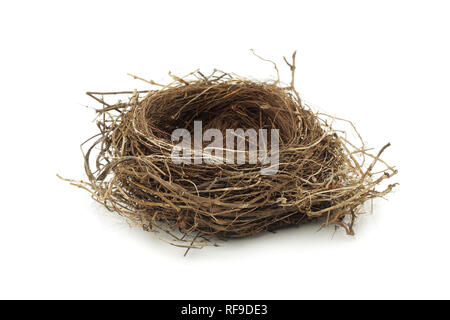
0 0 449 299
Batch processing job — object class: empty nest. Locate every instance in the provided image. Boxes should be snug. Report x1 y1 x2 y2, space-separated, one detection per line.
62 52 397 252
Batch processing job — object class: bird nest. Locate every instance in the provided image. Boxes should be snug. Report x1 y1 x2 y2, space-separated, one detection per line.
62 52 397 253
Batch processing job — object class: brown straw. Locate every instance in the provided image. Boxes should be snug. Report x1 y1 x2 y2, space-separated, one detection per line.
60 52 397 252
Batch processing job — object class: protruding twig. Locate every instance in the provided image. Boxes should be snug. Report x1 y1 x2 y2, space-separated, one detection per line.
283 51 301 105
250 49 280 83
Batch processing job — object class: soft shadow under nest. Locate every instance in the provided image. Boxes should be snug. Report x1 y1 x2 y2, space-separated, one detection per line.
63 52 397 252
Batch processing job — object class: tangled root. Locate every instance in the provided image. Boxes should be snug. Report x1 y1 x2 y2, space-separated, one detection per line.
62 52 397 252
